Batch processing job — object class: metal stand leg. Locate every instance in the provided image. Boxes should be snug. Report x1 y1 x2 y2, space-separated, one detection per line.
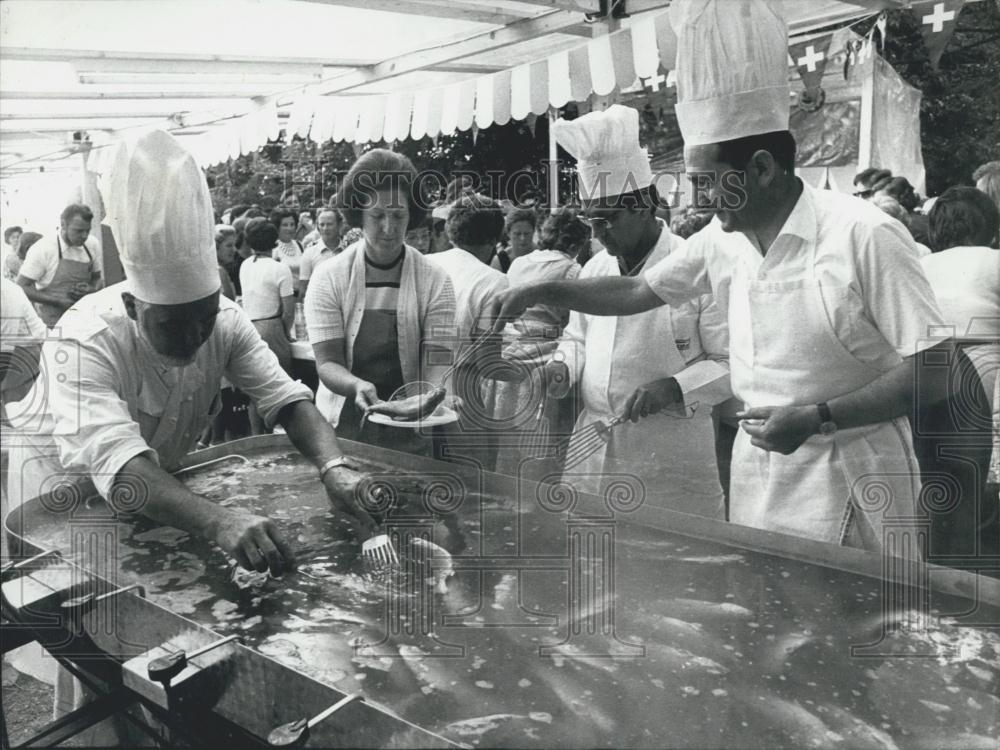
13 688 129 748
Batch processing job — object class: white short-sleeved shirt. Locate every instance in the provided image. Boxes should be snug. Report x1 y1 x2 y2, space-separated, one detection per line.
644 182 944 402
272 240 303 284
426 247 509 338
5 283 312 506
18 232 101 289
1 277 47 350
299 242 339 283
240 255 294 320
920 246 1000 339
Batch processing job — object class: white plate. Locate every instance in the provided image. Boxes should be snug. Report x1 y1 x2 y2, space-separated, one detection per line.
365 406 459 429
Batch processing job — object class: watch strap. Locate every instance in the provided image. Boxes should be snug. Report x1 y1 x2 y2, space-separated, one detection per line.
816 402 833 424
319 456 352 482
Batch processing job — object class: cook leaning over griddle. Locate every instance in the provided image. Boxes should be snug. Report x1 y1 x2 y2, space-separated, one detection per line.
6 129 381 576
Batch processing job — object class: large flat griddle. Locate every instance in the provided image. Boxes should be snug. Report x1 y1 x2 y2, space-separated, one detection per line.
5 435 999 748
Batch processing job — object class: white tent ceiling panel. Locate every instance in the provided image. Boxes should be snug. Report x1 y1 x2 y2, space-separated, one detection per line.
0 0 917 172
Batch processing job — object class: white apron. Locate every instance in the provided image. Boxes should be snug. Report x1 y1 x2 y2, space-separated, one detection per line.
563 251 725 519
727 245 921 548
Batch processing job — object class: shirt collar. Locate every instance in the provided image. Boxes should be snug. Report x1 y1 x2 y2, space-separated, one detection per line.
774 180 816 244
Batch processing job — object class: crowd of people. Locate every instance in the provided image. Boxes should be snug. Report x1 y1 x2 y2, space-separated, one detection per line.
0 0 997 584
3 139 996 566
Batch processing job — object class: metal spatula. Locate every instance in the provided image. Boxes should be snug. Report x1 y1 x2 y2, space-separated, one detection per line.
561 414 627 470
361 527 399 572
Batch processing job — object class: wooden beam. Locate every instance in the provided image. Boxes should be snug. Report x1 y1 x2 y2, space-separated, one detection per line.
2 111 199 121
1 48 372 68
510 0 601 11
293 0 534 25
70 59 328 77
78 73 322 85
311 7 587 95
0 91 263 101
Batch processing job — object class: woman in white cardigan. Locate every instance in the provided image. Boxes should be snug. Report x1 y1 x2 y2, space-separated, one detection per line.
304 149 456 455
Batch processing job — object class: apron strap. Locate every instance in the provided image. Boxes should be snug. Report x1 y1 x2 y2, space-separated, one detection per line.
56 234 94 266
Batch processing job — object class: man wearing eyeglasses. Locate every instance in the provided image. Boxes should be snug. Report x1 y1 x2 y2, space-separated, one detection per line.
542 105 733 518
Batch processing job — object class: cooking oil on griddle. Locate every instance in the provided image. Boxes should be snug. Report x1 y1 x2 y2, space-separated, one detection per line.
22 446 1000 749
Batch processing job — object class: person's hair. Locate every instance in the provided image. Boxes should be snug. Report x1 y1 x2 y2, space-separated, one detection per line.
242 207 265 220
316 207 340 222
214 224 236 249
60 203 94 226
972 161 1000 210
4 226 23 243
716 130 797 173
269 208 298 230
876 176 920 213
444 175 476 204
226 204 250 222
17 231 42 260
670 207 713 239
244 217 279 254
334 148 427 231
928 186 1000 251
871 194 911 226
446 194 505 248
853 167 890 188
338 227 364 250
540 208 590 257
505 208 537 233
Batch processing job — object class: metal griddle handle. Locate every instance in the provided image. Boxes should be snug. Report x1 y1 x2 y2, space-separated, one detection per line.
174 454 250 478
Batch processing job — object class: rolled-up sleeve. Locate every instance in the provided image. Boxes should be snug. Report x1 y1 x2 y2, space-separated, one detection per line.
225 308 312 428
304 262 344 345
644 233 713 307
48 339 153 499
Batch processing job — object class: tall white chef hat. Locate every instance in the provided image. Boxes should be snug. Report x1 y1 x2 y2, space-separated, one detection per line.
101 129 220 305
670 0 790 146
553 104 653 201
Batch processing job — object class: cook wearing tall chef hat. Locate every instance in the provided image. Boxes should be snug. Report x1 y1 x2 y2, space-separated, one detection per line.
495 0 953 550
541 104 733 518
6 129 384 577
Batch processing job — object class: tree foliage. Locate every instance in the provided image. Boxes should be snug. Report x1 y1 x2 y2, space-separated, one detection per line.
207 1 1000 211
856 0 1000 195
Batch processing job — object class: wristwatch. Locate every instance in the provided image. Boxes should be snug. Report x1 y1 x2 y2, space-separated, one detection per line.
816 402 837 435
318 456 352 482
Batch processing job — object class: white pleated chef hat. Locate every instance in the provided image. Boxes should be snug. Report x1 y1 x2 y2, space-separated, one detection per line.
670 0 790 146
553 104 653 201
101 129 220 305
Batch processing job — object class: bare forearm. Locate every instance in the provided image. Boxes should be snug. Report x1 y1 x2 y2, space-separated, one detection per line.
278 399 343 467
114 455 224 539
316 360 364 398
16 280 65 309
536 277 662 317
826 342 953 430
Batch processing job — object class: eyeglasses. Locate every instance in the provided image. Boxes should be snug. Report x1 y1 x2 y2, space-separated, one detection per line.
579 210 625 232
